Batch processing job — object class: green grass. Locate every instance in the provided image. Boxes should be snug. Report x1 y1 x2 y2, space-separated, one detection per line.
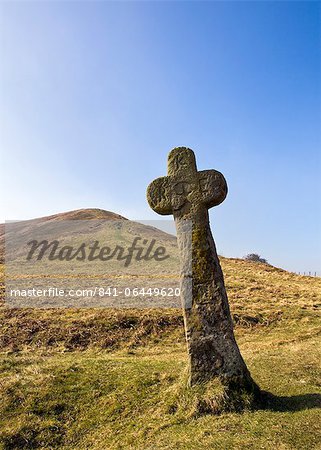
0 318 320 449
0 258 320 449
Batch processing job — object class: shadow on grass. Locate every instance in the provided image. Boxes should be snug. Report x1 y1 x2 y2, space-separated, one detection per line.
263 392 321 412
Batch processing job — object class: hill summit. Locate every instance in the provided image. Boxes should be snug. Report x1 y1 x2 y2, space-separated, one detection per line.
0 209 128 262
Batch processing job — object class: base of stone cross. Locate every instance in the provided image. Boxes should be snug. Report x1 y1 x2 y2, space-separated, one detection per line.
174 368 263 415
183 302 263 412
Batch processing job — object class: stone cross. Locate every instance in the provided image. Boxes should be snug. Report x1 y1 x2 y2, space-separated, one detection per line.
147 147 260 403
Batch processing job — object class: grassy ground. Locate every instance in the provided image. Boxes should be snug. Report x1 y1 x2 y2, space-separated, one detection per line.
0 259 320 449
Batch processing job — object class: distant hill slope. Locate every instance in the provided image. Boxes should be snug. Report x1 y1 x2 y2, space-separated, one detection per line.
1 208 127 226
0 209 126 260
0 208 175 263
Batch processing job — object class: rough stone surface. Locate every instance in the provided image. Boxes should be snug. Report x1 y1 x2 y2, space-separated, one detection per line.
147 147 261 403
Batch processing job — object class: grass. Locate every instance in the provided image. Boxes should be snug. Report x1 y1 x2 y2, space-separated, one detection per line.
0 258 320 449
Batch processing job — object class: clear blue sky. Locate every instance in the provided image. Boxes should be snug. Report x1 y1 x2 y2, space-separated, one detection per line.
1 1 320 274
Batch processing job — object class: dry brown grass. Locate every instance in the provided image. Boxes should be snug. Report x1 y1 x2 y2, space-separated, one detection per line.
0 258 320 352
0 258 320 449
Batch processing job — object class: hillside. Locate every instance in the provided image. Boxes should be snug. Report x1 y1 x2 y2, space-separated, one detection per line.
0 209 127 264
0 209 320 449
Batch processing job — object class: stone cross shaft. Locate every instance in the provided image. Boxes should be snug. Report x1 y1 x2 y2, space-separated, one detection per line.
147 147 259 394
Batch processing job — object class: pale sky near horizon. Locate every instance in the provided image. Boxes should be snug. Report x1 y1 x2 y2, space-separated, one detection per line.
0 1 320 274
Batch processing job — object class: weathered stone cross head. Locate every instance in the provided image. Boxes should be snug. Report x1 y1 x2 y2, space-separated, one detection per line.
147 147 228 220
